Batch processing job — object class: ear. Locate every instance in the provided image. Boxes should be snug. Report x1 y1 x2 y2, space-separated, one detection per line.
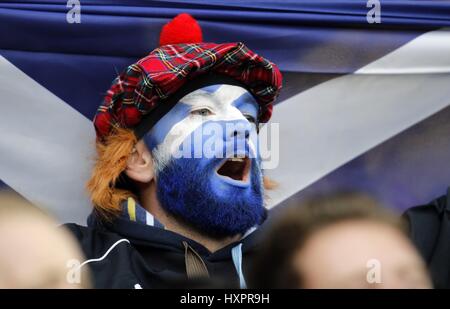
125 140 154 183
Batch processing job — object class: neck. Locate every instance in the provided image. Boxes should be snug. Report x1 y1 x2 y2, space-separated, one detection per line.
138 181 241 253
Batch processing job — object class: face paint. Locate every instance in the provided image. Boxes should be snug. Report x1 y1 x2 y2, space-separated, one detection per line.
144 84 265 238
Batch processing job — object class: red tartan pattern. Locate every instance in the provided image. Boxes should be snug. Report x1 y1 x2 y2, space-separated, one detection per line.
94 42 282 139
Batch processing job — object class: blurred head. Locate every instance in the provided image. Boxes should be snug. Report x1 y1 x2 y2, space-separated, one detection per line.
0 191 89 288
250 192 432 289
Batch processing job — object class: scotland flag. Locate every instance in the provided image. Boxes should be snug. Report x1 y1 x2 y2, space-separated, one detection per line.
1 0 450 224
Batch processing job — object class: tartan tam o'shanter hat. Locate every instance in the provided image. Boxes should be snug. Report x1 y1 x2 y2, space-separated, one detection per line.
94 13 283 141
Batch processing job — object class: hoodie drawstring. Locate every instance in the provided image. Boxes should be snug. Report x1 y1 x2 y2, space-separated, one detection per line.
182 241 247 288
183 241 210 279
231 243 247 288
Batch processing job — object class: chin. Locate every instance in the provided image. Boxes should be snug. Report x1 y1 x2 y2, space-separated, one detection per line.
155 156 265 238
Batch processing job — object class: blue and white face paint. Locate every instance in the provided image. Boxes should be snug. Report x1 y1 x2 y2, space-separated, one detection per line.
143 84 265 238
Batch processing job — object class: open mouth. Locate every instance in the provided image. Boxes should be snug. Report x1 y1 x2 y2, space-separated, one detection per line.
216 156 251 183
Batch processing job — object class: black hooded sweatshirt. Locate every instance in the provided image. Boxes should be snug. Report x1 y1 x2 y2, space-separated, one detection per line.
64 212 262 289
65 190 450 289
403 187 450 288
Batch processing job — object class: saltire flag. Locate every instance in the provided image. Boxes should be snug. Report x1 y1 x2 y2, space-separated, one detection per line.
1 0 450 224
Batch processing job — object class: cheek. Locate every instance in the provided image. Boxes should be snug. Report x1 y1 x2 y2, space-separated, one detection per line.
164 117 204 152
248 126 260 159
147 116 204 167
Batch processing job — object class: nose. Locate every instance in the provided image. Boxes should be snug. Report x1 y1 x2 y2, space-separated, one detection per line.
233 128 250 139
230 121 251 140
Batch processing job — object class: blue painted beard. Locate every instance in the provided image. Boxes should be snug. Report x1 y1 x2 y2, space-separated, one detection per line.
154 156 265 239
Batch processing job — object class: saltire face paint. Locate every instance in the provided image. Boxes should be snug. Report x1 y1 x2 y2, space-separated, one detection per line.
144 84 265 238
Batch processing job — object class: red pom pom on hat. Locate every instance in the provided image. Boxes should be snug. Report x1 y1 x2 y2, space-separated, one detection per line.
159 13 203 46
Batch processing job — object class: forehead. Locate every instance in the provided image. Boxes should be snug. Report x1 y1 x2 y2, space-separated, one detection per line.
180 84 258 111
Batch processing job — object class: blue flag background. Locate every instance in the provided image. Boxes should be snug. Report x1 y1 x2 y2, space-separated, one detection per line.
1 0 450 223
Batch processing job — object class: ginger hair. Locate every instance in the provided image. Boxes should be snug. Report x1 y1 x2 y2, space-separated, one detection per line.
87 127 277 220
86 127 137 220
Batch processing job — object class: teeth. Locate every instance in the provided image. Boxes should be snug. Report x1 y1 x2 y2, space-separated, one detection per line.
230 158 244 162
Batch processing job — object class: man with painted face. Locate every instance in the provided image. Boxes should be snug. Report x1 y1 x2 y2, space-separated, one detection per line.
65 14 282 288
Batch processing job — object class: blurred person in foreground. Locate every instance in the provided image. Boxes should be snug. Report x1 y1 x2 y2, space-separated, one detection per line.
0 191 89 288
249 192 432 289
403 187 450 288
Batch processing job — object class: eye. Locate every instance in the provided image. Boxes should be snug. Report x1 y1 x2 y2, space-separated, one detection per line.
191 108 213 117
243 114 256 124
